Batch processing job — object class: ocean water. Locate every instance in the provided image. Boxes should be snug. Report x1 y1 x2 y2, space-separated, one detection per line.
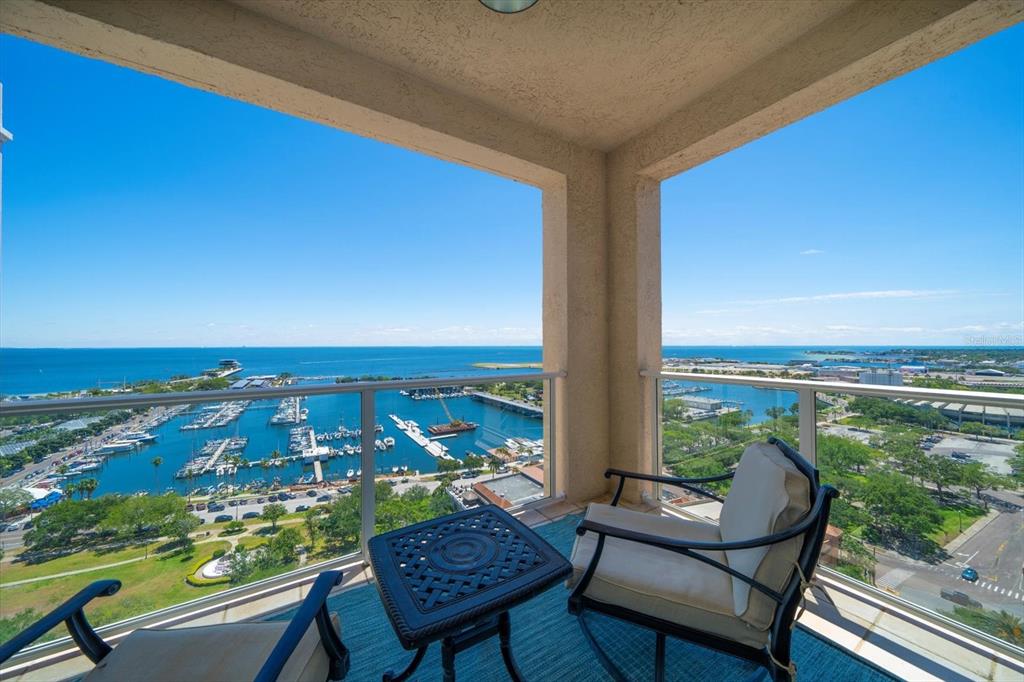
0 345 958 396
0 345 1000 496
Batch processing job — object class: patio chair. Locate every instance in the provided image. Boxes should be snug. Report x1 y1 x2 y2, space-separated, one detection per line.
568 437 838 682
0 570 350 682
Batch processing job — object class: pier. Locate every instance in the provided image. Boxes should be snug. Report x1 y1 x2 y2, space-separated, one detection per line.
470 392 543 418
313 460 324 483
389 414 455 460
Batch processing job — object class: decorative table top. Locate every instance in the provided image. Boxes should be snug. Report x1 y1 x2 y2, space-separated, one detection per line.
369 506 572 649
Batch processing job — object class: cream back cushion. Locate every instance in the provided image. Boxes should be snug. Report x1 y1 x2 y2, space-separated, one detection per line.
719 441 811 629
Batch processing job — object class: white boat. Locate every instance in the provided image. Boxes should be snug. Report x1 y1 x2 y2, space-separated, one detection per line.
96 440 137 454
122 431 157 443
383 437 395 448
346 468 355 478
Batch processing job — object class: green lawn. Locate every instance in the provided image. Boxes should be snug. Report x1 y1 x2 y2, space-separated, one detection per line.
1 542 163 584
930 504 987 545
0 541 233 633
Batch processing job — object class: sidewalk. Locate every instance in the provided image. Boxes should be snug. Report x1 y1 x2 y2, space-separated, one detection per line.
944 508 1000 555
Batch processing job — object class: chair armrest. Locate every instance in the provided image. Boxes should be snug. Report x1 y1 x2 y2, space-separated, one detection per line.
0 579 120 665
253 570 349 682
604 468 733 505
577 485 836 553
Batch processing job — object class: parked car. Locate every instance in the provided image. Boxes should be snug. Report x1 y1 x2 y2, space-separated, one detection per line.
228 500 238 507
209 504 225 512
961 567 979 582
295 505 309 512
242 511 260 520
267 494 278 502
213 514 233 523
185 504 195 512
941 588 981 608
196 503 207 511
316 495 331 503
306 490 318 497
257 497 266 504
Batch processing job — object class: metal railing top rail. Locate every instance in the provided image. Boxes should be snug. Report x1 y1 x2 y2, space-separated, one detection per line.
0 371 565 417
641 369 1024 409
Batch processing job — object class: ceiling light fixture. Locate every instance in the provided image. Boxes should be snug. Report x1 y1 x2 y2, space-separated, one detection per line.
479 0 539 14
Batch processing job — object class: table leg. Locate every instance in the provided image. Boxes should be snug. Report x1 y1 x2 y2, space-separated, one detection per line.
498 612 524 682
442 637 457 682
382 645 427 682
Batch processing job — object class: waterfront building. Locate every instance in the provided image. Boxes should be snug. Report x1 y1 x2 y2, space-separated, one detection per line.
858 369 904 386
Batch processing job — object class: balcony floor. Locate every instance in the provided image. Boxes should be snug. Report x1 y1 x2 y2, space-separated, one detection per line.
266 513 893 681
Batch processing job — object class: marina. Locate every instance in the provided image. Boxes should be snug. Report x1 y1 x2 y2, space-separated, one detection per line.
181 401 251 430
270 396 306 425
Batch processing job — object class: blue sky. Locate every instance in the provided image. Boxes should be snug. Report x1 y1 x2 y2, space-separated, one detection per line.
663 23 1023 346
1 24 1021 348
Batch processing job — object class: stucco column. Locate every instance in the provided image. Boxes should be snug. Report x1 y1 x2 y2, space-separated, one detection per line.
542 151 609 503
606 157 661 501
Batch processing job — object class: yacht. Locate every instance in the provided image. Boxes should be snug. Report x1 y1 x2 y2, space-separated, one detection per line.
346 468 355 478
122 431 158 444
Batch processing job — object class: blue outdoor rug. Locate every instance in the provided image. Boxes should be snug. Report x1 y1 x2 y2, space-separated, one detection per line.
270 514 895 681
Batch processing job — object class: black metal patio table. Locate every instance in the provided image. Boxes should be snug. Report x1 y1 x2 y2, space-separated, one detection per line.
368 506 572 682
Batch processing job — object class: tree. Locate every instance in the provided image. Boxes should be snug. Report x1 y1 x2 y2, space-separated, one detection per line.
303 507 321 552
0 488 33 522
151 456 163 493
765 406 787 430
1009 445 1024 486
924 454 961 497
818 435 874 475
958 462 998 503
859 472 942 554
267 527 302 566
78 477 99 499
261 502 287 532
488 457 502 479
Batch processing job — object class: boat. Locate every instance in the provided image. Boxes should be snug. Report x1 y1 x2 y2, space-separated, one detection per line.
96 440 138 454
346 468 355 478
383 437 395 448
122 431 157 444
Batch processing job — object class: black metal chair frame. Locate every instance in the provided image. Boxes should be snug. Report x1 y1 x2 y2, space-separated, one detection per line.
0 570 351 682
568 437 838 682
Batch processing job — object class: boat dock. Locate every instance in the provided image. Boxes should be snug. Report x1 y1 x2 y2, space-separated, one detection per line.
181 401 250 430
313 460 324 483
470 392 543 418
389 414 455 460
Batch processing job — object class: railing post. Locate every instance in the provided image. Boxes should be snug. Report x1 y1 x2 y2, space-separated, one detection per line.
359 389 376 559
798 387 817 465
543 377 557 498
647 376 663 504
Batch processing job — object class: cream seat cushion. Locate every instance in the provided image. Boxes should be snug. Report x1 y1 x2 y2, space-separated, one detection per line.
84 613 341 682
719 442 811 629
569 503 768 648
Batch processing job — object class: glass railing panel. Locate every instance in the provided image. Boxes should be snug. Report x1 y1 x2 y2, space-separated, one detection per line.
658 378 798 515
0 388 363 643
370 378 548 533
816 390 1024 648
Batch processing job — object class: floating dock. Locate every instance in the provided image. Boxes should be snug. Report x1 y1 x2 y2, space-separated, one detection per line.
389 414 455 460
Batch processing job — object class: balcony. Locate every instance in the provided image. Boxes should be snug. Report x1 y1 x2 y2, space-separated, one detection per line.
2 0 1023 680
1 374 1022 680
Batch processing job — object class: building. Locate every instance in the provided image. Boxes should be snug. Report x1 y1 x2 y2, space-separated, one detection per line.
1 2 1021 681
858 369 903 386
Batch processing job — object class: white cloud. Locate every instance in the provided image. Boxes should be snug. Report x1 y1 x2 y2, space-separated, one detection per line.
799 249 824 256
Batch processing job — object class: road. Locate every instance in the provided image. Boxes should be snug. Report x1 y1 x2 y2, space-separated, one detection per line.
873 493 1024 619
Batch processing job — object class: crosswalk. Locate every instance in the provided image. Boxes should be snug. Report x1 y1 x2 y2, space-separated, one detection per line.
962 577 1023 601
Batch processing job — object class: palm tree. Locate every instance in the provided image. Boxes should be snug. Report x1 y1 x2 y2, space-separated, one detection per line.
64 481 80 499
992 611 1024 646
79 477 98 499
488 458 501 479
151 456 163 493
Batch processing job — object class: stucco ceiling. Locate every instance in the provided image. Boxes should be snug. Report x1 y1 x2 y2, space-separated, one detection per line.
229 0 856 151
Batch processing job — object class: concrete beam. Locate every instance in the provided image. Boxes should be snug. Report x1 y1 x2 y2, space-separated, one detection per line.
615 0 1023 180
